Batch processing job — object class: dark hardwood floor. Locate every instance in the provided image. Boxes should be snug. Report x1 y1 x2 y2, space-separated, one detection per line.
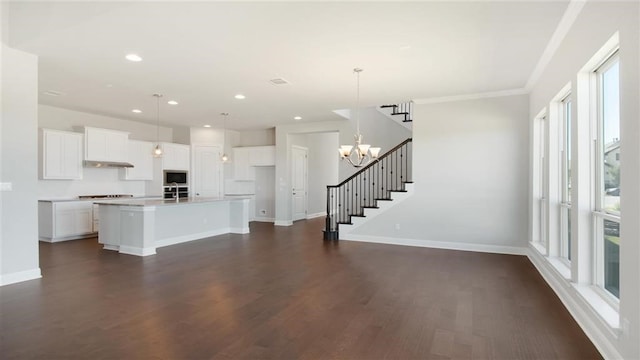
1 218 601 359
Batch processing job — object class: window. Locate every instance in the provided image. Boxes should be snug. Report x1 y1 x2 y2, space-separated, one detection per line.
533 113 548 250
560 95 572 262
593 51 620 299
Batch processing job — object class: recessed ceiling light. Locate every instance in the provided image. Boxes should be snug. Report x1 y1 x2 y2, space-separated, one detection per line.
125 54 143 62
132 109 142 113
203 125 211 128
167 100 178 105
234 94 246 100
294 116 302 120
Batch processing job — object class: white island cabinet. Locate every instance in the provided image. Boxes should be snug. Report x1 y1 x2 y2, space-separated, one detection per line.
97 197 249 256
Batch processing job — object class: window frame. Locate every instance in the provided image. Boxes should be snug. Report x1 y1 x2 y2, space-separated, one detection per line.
559 93 572 263
591 49 620 303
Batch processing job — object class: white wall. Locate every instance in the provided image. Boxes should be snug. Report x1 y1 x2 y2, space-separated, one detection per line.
347 95 530 251
37 105 175 199
1 44 41 285
254 167 275 220
307 132 339 216
239 128 275 146
528 2 639 359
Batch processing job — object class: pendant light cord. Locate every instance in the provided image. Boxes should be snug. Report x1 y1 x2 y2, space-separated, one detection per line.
354 68 361 136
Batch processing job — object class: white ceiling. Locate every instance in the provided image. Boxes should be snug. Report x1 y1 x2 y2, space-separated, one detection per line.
7 1 569 130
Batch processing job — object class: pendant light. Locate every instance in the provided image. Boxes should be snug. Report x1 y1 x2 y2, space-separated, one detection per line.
220 112 230 163
338 68 381 167
152 93 163 157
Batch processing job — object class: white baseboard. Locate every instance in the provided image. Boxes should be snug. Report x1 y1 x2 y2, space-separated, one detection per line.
230 227 250 234
0 268 42 286
102 244 119 251
306 212 326 219
274 220 293 226
526 246 621 360
252 217 275 223
340 234 527 255
119 245 156 257
156 229 229 248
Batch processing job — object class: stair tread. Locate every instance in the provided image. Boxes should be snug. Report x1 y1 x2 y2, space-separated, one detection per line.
374 198 393 201
351 214 366 218
389 190 408 193
337 222 353 225
380 105 397 108
402 119 413 122
391 112 409 115
362 206 380 209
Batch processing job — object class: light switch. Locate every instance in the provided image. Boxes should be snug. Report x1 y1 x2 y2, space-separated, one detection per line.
0 182 12 191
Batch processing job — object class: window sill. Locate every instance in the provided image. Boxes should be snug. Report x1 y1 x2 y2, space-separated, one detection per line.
547 257 571 280
572 284 620 331
530 241 547 256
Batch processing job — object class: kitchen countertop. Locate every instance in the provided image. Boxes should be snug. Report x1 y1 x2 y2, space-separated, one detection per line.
38 196 163 203
94 196 251 207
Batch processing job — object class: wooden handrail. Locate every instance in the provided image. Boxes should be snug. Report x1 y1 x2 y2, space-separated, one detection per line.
329 138 412 188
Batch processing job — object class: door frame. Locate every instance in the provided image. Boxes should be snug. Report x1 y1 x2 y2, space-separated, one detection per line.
291 145 308 221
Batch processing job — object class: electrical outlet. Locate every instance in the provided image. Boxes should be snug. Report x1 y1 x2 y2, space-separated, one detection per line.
260 209 267 215
395 223 400 230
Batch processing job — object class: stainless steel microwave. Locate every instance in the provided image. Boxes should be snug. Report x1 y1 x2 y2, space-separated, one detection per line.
163 170 188 186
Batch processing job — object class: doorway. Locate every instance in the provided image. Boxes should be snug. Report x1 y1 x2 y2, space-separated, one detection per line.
291 145 308 221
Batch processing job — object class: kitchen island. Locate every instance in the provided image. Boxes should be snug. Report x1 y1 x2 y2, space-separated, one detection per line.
95 197 250 256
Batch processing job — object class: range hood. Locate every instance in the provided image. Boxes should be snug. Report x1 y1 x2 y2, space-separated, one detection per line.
83 160 134 168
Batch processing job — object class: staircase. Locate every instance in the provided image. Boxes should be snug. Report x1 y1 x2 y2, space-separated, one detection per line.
378 101 413 130
324 138 413 240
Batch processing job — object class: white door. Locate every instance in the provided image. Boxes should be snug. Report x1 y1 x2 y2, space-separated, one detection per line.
193 145 222 198
291 146 308 221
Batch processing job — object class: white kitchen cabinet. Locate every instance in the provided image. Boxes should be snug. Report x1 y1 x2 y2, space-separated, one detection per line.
249 146 276 166
162 142 190 170
40 129 83 180
122 140 154 180
38 201 95 242
84 127 129 162
233 147 255 181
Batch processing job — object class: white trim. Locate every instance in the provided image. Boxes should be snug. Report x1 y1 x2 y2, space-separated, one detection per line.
413 88 527 105
230 227 250 234
155 229 229 248
39 233 96 243
253 217 275 222
340 234 526 255
119 245 156 257
526 245 621 360
0 268 42 286
525 0 586 90
274 220 293 226
306 212 326 220
102 244 119 251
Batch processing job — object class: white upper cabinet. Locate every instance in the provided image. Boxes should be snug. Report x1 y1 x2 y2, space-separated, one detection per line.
123 140 154 180
84 127 129 162
162 142 190 170
41 128 83 180
249 146 276 166
233 147 255 181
